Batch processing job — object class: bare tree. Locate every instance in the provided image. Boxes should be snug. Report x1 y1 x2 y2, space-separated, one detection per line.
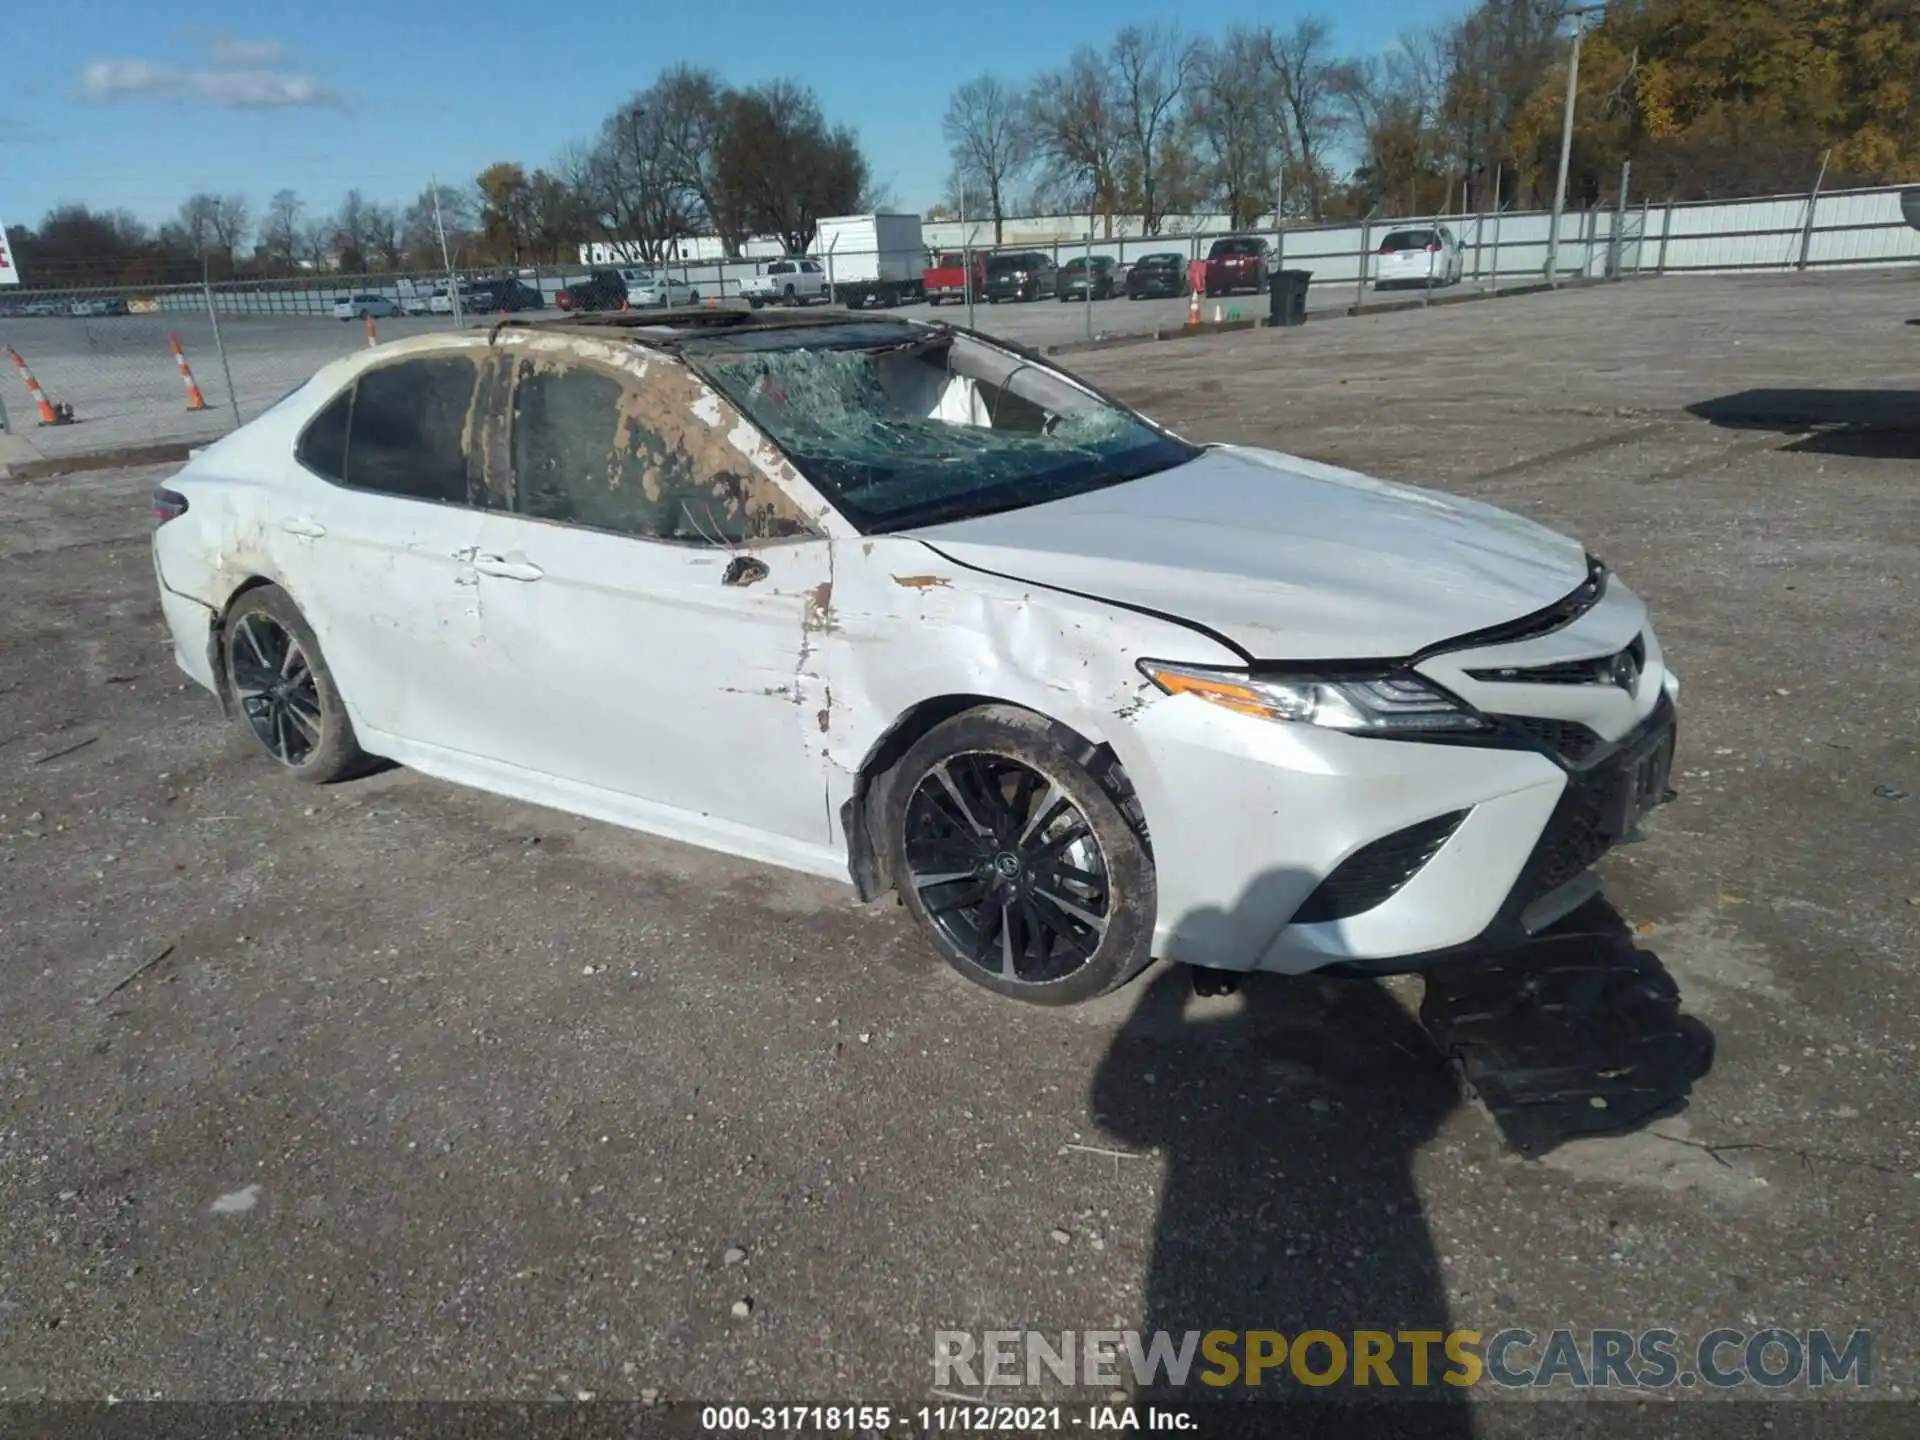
713 80 867 254
298 217 334 271
1110 26 1202 234
1189 29 1286 229
942 75 1031 245
209 194 251 268
402 182 475 269
1440 0 1567 206
579 100 700 263
1268 19 1344 220
170 193 220 257
363 202 402 270
645 65 734 249
333 189 373 271
1027 47 1125 233
259 188 302 274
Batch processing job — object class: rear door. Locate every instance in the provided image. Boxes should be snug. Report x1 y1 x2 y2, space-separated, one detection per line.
269 349 497 749
460 344 836 849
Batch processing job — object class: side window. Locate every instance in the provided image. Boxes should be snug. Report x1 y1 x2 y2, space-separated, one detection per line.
508 358 816 546
296 386 352 482
342 356 479 505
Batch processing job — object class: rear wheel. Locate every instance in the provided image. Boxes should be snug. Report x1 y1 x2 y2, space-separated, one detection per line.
222 585 364 784
884 706 1155 1006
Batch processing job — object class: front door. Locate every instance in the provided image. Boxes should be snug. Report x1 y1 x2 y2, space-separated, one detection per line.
459 345 835 857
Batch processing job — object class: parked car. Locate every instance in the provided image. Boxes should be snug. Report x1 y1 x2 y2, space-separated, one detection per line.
463 278 545 314
985 252 1058 302
69 296 131 317
618 269 700 307
1203 236 1272 296
149 309 1678 1007
21 299 64 317
922 250 985 306
1124 252 1190 300
555 270 629 313
1374 226 1466 289
1058 255 1118 302
743 258 829 308
333 294 400 321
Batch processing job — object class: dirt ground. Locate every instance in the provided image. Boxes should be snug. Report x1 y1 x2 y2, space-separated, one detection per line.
0 272 1915 1421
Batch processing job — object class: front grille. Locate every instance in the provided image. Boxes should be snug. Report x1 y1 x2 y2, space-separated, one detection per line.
1293 810 1468 924
1496 715 1604 765
1469 633 1644 687
1513 777 1614 905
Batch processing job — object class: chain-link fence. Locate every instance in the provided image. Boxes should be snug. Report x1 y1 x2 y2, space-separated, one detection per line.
5 180 1916 465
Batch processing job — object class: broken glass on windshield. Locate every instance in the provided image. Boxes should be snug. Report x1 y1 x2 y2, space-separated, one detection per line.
697 330 1196 532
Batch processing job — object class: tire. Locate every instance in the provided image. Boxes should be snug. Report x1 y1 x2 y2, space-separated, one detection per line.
883 705 1155 1006
748 297 765 310
221 585 365 785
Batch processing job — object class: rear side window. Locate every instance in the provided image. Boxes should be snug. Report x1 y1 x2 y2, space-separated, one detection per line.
297 387 352 481
341 357 479 504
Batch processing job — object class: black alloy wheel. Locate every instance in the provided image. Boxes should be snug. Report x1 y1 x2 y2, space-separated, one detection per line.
221 584 364 783
231 611 322 767
886 706 1156 1005
904 752 1111 986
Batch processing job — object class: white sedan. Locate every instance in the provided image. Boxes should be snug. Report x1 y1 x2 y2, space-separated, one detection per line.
622 272 699 307
331 294 401 321
150 311 1678 1005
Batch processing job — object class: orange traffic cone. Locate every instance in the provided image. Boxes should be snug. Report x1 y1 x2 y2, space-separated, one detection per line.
364 314 378 348
619 295 630 313
169 333 210 412
6 345 71 425
1185 289 1201 327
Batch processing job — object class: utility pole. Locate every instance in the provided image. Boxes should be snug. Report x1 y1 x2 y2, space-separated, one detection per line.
431 175 463 329
1545 4 1606 285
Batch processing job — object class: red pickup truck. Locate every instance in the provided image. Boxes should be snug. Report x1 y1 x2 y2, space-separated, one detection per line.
922 251 986 305
1202 236 1273 297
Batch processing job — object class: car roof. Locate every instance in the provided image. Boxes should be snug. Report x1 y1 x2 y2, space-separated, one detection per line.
491 305 937 354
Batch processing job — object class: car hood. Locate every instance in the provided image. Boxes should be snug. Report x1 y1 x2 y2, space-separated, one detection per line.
905 445 1590 659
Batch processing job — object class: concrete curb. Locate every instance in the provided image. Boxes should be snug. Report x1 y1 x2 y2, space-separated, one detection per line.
1041 274 1643 358
0 440 197 483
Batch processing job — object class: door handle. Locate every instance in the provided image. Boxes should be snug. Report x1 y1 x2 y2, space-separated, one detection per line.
280 517 327 538
474 553 544 582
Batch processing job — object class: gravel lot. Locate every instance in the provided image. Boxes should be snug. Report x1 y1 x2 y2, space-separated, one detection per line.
1 273 1916 1424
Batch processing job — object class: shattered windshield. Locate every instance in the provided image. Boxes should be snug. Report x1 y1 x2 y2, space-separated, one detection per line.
697 329 1198 532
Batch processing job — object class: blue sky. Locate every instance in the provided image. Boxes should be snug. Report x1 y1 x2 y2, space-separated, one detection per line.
1 0 1471 234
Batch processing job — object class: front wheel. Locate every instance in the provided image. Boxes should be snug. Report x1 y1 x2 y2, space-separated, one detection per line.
884 705 1155 1006
221 585 365 783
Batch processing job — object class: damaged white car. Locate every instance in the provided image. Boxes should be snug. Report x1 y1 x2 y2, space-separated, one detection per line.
151 310 1677 1005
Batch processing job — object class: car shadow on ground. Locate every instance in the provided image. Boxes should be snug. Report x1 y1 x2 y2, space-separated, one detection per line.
1687 388 1920 460
1088 876 1712 1428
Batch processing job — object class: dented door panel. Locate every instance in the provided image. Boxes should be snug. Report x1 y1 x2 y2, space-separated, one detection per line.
462 518 835 846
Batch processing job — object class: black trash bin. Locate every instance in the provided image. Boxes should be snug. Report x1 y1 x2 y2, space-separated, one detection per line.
1268 268 1312 326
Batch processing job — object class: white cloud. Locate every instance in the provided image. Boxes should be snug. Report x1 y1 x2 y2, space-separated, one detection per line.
209 34 286 67
77 37 341 110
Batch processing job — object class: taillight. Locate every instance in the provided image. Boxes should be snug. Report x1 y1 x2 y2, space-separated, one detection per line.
1427 243 1443 253
152 486 188 525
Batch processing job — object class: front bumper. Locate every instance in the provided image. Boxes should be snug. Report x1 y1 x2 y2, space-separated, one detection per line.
1112 630 1677 976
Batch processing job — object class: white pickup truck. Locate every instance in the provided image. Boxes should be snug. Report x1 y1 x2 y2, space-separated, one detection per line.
742 258 829 308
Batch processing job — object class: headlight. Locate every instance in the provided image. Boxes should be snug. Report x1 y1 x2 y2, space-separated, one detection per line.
1136 660 1489 734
